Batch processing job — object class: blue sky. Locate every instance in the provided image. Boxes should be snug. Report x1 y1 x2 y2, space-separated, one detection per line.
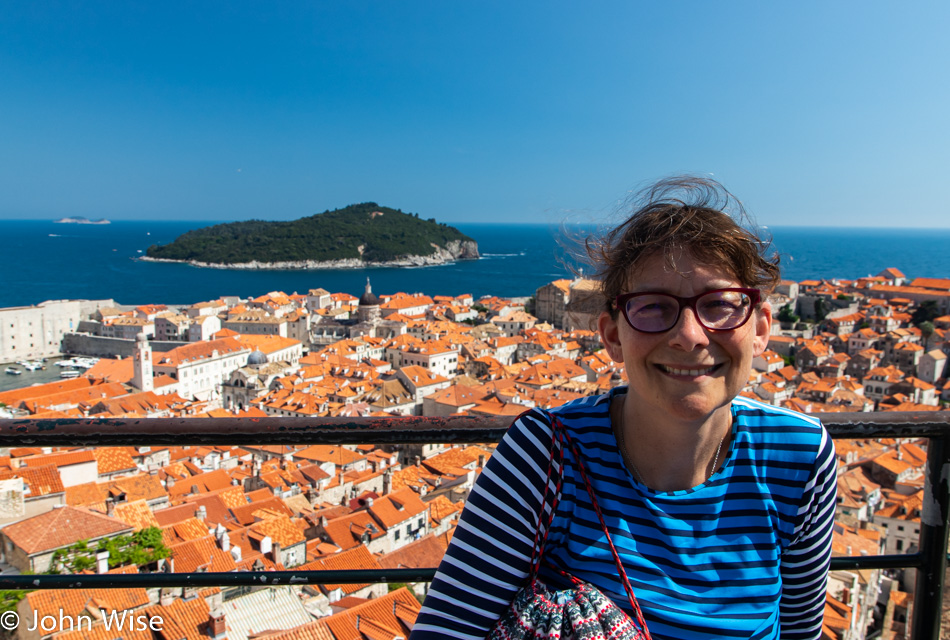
2 2 948 227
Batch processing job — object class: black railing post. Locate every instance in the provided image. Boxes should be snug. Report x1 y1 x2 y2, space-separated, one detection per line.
911 434 950 639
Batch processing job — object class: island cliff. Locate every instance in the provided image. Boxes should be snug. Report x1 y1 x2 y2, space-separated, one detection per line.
143 203 479 270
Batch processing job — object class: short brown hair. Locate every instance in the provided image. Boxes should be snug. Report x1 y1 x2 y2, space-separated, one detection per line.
586 176 781 314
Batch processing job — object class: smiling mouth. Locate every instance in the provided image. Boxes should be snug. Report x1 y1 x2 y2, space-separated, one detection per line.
657 364 720 377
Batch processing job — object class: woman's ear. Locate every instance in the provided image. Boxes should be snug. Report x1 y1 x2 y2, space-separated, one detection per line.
598 311 624 363
752 301 773 357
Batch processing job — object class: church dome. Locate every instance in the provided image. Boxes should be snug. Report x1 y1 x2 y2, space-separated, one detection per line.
359 278 379 306
247 349 267 366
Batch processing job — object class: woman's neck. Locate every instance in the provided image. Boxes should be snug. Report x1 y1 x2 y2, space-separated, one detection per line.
612 390 733 491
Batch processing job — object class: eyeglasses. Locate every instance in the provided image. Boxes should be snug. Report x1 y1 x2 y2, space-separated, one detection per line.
615 288 760 334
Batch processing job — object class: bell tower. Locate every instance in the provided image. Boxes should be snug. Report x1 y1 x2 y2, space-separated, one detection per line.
132 333 153 392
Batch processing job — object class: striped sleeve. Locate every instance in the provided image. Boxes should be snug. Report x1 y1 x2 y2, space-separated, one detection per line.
409 409 558 640
779 427 838 639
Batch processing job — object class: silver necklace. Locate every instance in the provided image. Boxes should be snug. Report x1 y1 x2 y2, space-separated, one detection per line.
615 413 726 487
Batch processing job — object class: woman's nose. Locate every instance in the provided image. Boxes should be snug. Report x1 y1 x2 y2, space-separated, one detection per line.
668 306 710 350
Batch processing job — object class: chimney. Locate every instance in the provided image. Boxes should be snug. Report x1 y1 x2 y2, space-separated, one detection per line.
105 497 115 517
272 541 281 562
208 607 226 640
383 469 393 495
415 456 421 467
259 536 272 556
230 545 242 562
366 498 374 509
478 455 486 468
96 550 110 574
219 533 230 552
196 505 207 521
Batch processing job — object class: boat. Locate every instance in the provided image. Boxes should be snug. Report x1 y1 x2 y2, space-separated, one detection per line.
59 369 80 379
22 361 43 371
5 367 22 375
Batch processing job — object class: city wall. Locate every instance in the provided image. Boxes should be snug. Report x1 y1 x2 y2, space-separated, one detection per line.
62 333 185 358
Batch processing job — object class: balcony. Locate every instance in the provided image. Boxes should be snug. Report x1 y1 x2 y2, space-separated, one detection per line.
1 411 949 638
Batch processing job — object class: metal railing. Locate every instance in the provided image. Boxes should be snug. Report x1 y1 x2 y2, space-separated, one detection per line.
1 411 949 638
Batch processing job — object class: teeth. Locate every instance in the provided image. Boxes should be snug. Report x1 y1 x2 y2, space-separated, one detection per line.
663 365 715 376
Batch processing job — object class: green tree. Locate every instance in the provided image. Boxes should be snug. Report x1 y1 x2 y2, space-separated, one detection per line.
920 321 936 348
777 303 799 325
912 300 941 326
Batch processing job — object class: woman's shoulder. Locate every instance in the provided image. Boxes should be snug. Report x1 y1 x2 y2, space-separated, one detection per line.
547 389 614 420
731 395 832 462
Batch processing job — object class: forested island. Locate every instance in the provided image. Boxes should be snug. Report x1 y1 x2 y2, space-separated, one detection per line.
143 203 479 269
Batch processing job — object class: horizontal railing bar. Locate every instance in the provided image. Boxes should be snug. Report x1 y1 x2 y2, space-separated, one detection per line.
0 415 513 447
0 568 438 590
0 553 924 590
829 552 924 571
1 411 948 447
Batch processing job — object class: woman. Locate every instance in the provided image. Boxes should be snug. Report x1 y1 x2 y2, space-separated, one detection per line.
410 177 837 639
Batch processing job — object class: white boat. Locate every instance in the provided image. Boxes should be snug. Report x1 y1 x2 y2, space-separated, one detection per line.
23 361 43 371
60 369 80 379
5 367 22 375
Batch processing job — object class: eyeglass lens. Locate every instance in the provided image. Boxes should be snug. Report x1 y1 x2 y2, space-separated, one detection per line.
623 290 753 332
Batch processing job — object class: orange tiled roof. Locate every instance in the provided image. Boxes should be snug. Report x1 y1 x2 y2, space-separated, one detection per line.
20 450 95 469
23 587 151 625
321 588 420 640
250 515 306 548
94 447 138 475
368 487 428 529
379 534 448 571
0 463 65 498
113 499 160 530
168 535 237 573
3 506 133 554
297 544 381 594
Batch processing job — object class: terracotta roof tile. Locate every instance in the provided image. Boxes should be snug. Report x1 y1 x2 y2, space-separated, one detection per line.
378 534 448 570
297 544 382 594
23 587 151 625
65 481 108 509
321 588 420 640
0 464 65 498
113 499 161 530
168 535 237 573
161 517 212 546
3 506 133 555
368 487 428 530
107 473 167 503
93 447 139 475
249 515 306 548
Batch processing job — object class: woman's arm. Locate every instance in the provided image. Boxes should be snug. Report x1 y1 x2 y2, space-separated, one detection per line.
409 409 558 640
779 428 838 639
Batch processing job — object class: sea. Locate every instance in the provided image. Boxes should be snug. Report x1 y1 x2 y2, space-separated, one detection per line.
3 220 950 309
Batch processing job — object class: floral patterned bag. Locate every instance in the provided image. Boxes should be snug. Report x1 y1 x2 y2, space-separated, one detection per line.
487 416 651 640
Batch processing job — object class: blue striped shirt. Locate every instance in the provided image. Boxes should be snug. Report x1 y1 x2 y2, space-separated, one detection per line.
410 388 837 639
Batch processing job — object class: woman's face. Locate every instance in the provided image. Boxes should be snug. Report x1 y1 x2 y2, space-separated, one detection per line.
598 251 772 425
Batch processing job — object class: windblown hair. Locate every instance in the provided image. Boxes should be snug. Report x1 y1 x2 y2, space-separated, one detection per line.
586 176 781 314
